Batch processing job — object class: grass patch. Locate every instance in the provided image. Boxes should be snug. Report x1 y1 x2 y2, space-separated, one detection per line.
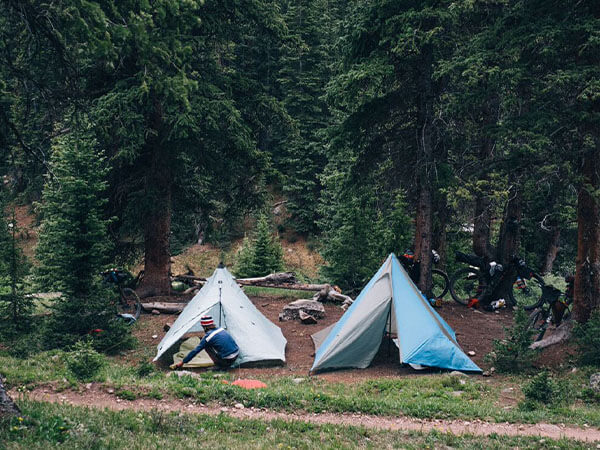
0 400 591 449
3 351 600 428
242 285 310 299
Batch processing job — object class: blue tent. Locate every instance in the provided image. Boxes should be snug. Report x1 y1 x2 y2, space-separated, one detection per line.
311 254 481 373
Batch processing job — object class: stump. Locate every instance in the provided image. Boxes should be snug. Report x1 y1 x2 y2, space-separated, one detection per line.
299 310 318 324
279 299 325 321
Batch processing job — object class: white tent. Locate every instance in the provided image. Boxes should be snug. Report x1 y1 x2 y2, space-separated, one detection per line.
154 265 287 366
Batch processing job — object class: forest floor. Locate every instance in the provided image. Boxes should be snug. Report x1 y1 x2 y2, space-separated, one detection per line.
7 293 597 443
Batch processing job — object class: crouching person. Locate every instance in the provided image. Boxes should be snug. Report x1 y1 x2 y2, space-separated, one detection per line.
172 315 239 370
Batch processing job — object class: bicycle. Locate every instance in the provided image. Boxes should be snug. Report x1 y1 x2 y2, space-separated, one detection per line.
449 252 544 310
399 250 450 300
527 276 573 342
101 268 141 324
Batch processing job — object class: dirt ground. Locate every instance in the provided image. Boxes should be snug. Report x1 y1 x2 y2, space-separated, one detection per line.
137 294 518 381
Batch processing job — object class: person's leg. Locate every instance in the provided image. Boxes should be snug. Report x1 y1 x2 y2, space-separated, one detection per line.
205 347 236 369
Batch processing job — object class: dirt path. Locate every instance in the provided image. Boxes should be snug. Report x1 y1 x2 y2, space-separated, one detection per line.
13 387 600 443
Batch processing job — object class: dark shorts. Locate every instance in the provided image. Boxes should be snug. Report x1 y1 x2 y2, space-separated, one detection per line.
206 347 239 368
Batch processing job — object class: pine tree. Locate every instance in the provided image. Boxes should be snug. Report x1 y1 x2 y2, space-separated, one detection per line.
0 197 32 332
36 126 124 349
234 214 284 277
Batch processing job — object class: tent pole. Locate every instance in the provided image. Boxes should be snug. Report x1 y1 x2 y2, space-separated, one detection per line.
386 304 392 357
218 281 223 327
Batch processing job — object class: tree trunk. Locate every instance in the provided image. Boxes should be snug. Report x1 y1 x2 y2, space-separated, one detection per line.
473 139 495 260
137 97 172 298
138 182 172 298
414 44 435 298
0 376 20 418
573 148 600 323
496 185 522 264
541 226 561 275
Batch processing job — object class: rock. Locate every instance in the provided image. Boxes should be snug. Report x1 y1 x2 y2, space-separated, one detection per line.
171 370 201 379
449 371 467 377
107 388 115 394
482 371 492 377
234 403 245 410
467 351 476 356
292 378 305 384
151 309 161 315
85 383 92 390
279 299 325 322
590 373 600 393
299 310 318 324
220 407 229 412
152 334 158 339
164 322 173 332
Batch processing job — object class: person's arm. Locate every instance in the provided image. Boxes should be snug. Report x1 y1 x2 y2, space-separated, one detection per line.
182 337 207 364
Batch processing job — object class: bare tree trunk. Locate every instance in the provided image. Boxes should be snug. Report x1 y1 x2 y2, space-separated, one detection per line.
0 376 20 418
414 44 434 298
473 139 495 260
496 185 522 265
139 202 172 297
541 227 561 275
573 148 600 323
137 97 172 298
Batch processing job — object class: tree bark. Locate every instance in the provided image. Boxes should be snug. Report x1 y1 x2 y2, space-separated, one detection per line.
414 44 435 298
496 185 522 264
473 139 495 260
573 148 600 323
137 97 172 298
541 226 561 275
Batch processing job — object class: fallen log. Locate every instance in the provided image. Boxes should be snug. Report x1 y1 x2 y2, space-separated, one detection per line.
171 272 328 292
529 320 573 350
312 284 354 307
240 272 297 285
141 302 186 314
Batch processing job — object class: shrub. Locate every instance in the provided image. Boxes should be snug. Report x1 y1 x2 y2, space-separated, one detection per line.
485 308 538 373
572 310 600 367
64 340 106 381
522 371 559 404
136 360 155 377
89 319 137 355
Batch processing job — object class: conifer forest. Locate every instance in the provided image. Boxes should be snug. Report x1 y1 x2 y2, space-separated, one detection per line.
1 2 600 446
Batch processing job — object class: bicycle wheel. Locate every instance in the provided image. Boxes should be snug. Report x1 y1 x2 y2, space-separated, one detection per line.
527 307 547 342
118 287 141 321
449 267 483 306
509 273 544 310
432 269 449 299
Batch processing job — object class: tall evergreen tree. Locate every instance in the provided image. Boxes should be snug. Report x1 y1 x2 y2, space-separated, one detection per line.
35 126 118 348
0 198 31 331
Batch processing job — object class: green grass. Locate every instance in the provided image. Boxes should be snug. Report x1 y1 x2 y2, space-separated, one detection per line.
0 400 593 449
242 285 311 299
2 350 600 428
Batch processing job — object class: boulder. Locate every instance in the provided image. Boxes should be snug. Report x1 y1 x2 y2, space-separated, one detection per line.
279 299 325 322
590 373 600 393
